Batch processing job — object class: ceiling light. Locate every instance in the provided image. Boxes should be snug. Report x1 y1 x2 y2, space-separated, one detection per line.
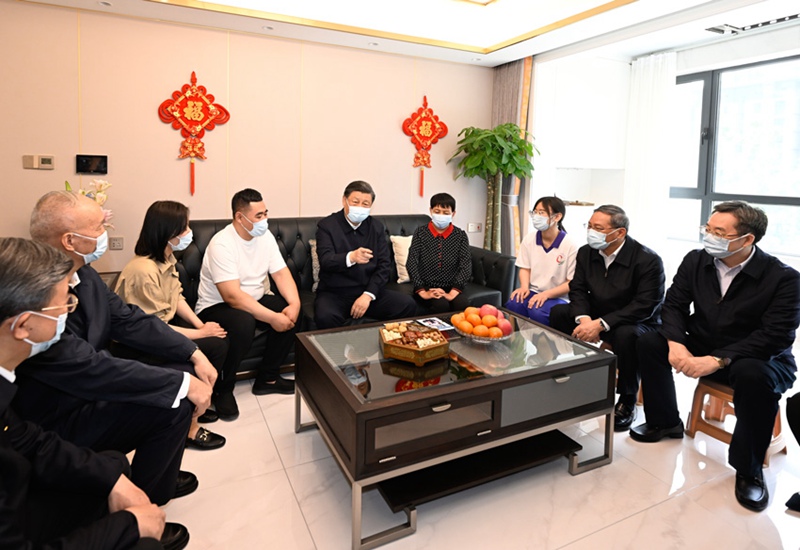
262 25 274 31
460 0 497 5
367 42 379 47
98 1 112 6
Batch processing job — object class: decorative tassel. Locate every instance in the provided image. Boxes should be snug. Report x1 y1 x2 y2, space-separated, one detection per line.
190 158 195 196
419 168 424 197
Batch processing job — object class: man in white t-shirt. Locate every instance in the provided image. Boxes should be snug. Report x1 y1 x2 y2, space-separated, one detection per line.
196 189 300 413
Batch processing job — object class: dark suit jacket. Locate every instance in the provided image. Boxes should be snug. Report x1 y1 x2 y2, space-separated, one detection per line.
14 266 195 425
569 237 665 329
660 247 800 378
315 210 391 298
0 378 139 550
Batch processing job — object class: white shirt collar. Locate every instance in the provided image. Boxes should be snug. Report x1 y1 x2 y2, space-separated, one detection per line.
69 271 81 288
0 366 16 383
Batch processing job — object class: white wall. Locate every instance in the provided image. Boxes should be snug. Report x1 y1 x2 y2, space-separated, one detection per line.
0 0 494 272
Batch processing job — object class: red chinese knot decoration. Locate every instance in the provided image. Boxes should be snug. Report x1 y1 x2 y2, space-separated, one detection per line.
402 96 448 197
158 72 230 195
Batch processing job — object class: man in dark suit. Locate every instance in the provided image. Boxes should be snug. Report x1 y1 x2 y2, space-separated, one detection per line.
14 191 213 509
550 204 665 431
314 180 417 329
630 201 800 512
0 237 185 550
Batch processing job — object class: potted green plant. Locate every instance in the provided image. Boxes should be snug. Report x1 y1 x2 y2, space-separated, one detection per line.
449 123 537 252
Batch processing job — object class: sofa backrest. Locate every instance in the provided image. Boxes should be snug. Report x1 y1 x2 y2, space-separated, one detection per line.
176 214 430 308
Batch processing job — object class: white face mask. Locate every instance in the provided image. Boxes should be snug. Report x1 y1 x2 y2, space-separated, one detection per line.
431 214 452 230
240 215 268 238
169 230 194 252
531 214 552 232
11 311 68 358
73 230 108 264
347 206 370 225
587 228 621 251
702 232 749 259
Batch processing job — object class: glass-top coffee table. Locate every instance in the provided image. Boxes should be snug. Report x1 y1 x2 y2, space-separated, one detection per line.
295 312 616 550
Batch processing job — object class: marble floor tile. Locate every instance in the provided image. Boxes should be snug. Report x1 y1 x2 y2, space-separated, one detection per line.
164 469 315 550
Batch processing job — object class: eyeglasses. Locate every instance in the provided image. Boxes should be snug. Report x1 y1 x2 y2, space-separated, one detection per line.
583 223 617 233
699 226 740 239
529 210 550 218
41 294 79 314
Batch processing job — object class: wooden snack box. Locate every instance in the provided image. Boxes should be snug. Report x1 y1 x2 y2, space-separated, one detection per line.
379 322 450 367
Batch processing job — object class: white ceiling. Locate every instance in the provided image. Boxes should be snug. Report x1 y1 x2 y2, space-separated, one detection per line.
24 0 800 66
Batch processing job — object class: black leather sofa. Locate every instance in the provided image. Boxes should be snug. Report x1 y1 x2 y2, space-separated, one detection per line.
175 215 516 378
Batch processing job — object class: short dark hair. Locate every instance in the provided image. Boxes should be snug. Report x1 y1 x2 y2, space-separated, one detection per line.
0 238 73 323
594 204 629 231
134 201 189 263
343 181 375 202
533 196 566 231
231 188 264 217
713 201 767 243
430 193 456 212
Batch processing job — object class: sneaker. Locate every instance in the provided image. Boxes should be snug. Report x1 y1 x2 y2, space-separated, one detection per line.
252 376 295 395
213 391 239 421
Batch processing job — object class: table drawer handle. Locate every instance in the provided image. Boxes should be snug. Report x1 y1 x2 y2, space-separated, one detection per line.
553 375 571 384
431 403 452 413
379 456 397 463
477 430 492 437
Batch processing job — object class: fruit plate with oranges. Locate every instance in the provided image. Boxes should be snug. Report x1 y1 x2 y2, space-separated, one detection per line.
451 305 514 344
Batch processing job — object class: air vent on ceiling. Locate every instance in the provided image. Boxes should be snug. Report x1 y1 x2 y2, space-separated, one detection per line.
706 13 799 35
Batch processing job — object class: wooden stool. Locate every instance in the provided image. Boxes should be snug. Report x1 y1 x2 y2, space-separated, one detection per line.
685 378 786 467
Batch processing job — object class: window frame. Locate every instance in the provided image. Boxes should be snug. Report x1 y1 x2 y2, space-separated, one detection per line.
669 55 800 228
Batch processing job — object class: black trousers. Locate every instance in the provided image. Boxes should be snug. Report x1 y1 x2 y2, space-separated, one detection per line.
637 330 795 477
42 397 193 506
788 392 800 447
412 289 470 314
24 451 162 549
314 289 418 329
550 304 657 399
198 294 297 387
168 317 232 393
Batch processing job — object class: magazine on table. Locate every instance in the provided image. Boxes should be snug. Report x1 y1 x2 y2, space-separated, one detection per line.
416 317 454 331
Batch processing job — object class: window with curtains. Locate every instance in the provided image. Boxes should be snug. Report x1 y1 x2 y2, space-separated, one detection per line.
668 55 800 262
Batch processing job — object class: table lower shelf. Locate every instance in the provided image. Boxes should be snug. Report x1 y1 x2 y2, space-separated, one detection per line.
377 430 581 513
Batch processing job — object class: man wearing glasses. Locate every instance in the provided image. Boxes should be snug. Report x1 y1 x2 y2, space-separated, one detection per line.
550 204 665 432
631 201 800 512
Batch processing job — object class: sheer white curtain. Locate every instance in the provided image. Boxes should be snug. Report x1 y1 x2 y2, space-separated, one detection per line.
623 51 677 251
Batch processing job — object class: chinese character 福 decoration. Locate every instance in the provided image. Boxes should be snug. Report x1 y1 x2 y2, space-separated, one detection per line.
402 96 448 197
158 72 230 195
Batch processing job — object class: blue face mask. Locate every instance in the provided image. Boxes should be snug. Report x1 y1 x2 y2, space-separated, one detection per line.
347 206 370 225
587 228 620 251
702 232 748 259
73 230 108 264
12 310 68 358
169 230 194 252
431 214 452 230
241 215 268 238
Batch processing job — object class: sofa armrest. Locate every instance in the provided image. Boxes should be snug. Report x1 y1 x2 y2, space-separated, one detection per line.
468 246 516 304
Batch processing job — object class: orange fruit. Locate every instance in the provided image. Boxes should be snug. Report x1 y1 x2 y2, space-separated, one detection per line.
482 314 498 328
488 327 503 339
464 306 480 318
451 313 465 326
472 324 490 338
466 313 483 327
458 320 474 334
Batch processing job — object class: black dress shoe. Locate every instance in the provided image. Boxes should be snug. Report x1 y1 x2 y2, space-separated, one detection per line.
629 420 685 442
613 402 637 431
214 391 239 420
252 376 295 396
735 473 769 512
197 408 219 423
186 426 226 450
786 492 800 512
174 470 198 499
160 522 190 550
